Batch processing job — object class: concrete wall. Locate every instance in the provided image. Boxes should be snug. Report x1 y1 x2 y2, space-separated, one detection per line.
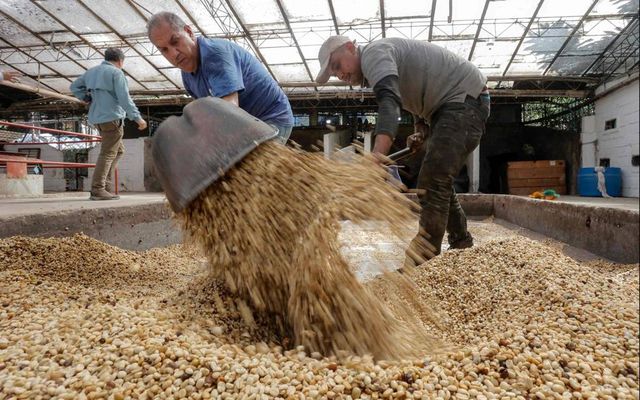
88 138 146 192
491 195 639 264
590 79 639 197
0 173 43 196
0 202 180 251
406 193 639 263
4 144 66 191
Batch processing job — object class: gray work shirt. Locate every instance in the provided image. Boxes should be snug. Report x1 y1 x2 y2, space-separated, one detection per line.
360 38 487 121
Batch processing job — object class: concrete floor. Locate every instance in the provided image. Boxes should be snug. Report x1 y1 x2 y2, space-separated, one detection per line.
0 192 637 219
0 192 167 218
340 217 610 281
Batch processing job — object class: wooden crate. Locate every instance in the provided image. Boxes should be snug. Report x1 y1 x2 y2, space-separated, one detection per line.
507 160 566 195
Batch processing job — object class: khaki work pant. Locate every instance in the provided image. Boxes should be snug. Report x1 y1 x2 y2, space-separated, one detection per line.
92 120 125 192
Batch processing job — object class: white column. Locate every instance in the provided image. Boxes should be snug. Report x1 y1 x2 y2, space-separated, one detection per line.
467 147 480 193
323 132 337 159
363 132 373 153
581 115 597 167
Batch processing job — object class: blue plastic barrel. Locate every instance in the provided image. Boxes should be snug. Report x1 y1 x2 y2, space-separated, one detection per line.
577 167 622 197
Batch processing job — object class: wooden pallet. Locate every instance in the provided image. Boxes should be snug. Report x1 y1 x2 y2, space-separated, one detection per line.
507 160 566 195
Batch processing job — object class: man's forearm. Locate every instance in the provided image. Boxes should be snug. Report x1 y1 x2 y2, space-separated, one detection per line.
373 75 402 148
372 133 393 155
222 92 239 106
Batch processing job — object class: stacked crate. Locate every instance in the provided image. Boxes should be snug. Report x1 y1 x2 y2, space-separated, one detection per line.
507 160 566 196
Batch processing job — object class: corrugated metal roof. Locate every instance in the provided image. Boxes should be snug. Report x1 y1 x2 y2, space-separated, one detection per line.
0 0 637 102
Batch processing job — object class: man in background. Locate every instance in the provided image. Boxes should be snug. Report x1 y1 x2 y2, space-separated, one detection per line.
147 11 293 144
70 48 147 200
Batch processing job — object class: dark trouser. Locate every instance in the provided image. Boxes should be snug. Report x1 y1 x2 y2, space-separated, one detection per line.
412 95 489 258
92 120 125 193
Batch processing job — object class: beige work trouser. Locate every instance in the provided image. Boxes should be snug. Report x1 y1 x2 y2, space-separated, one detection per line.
92 120 125 192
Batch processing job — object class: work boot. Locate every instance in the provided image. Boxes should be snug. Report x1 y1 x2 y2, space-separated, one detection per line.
400 230 439 272
105 180 115 194
448 233 474 250
90 189 120 201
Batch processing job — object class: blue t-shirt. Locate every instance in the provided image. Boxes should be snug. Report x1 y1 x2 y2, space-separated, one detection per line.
182 37 293 126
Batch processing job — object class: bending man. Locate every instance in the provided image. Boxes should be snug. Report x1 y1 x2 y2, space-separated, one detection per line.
315 36 490 267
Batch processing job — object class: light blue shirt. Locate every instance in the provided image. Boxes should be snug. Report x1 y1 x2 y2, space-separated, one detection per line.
70 61 141 125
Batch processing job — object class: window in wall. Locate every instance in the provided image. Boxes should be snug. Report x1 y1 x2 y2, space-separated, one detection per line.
632 155 639 167
599 158 610 168
293 114 309 127
604 119 617 130
318 113 343 127
18 148 40 159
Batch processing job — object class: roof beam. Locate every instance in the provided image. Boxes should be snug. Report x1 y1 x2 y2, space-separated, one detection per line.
327 0 340 35
380 0 386 38
1 87 595 115
172 0 207 35
0 80 84 104
468 0 490 61
75 0 179 90
500 0 545 85
0 9 89 82
428 0 437 41
284 74 598 87
123 0 207 36
216 0 278 81
543 0 599 75
31 1 148 91
274 0 317 87
283 88 590 101
489 74 599 83
582 14 638 76
602 34 639 83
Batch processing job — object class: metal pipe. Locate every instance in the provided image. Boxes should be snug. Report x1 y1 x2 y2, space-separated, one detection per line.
7 140 101 145
0 120 100 139
0 157 95 168
115 168 119 195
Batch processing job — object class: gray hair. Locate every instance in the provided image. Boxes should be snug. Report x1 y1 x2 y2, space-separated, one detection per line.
147 11 187 37
104 48 125 62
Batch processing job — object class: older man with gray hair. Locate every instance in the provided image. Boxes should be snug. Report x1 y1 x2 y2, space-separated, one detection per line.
147 11 293 144
316 36 490 267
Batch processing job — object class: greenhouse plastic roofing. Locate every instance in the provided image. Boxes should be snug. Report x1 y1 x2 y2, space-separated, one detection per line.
0 0 638 102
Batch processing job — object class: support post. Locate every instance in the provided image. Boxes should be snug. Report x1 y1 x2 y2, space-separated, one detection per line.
467 147 480 192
